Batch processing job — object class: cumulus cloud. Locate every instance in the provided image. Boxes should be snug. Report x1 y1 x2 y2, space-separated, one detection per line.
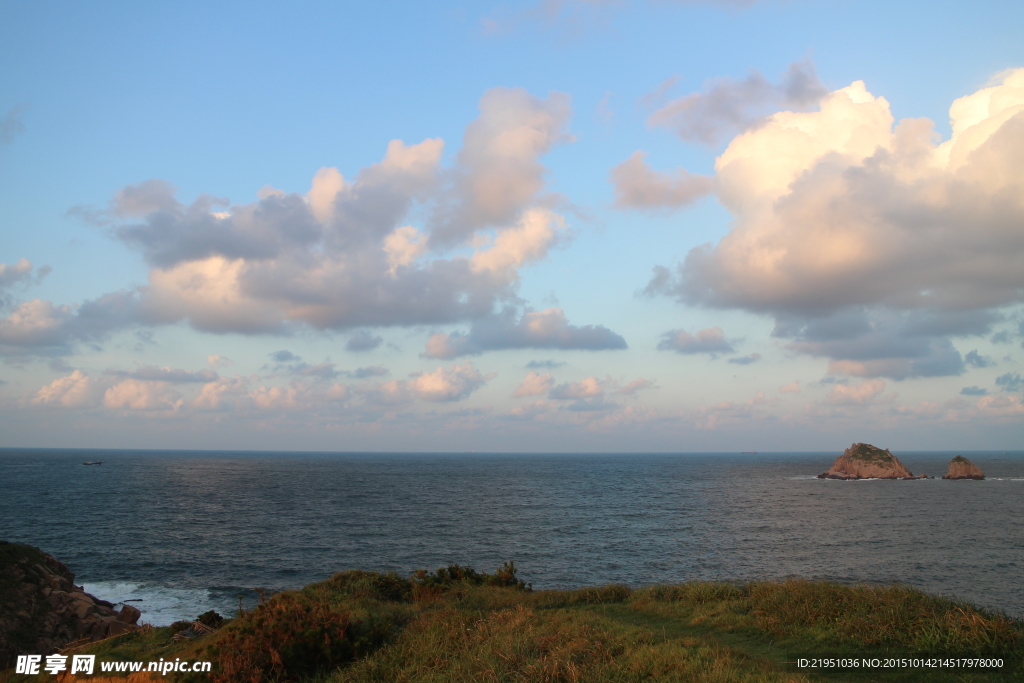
30 365 229 412
409 363 493 402
728 352 761 365
647 68 1024 380
0 259 37 291
103 379 182 411
0 287 149 359
0 259 51 311
8 88 612 359
657 326 735 355
26 366 361 418
823 378 888 406
31 371 104 408
549 376 604 399
647 59 826 145
247 381 349 412
961 386 988 396
422 307 627 359
610 151 713 209
430 88 572 244
356 363 492 405
514 371 553 397
779 380 800 394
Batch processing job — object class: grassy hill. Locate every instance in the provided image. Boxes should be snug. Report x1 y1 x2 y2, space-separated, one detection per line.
3 564 1022 682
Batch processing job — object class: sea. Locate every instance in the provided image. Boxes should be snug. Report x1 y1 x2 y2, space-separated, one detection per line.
1 449 1022 625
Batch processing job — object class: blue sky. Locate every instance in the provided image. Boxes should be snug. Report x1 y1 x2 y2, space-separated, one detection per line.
2 0 1023 451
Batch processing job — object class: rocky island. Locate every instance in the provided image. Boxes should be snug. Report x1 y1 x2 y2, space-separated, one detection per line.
943 455 985 480
0 541 141 669
818 443 928 480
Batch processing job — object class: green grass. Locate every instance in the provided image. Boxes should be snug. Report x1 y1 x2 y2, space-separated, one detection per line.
4 568 1022 682
845 444 895 463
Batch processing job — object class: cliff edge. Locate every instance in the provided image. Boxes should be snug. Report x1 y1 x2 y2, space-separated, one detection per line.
942 455 985 480
0 541 141 669
818 443 924 480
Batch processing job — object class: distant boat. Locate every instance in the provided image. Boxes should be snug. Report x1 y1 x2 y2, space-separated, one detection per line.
82 461 104 465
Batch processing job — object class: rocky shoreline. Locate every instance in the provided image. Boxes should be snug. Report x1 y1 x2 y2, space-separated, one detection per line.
0 542 141 669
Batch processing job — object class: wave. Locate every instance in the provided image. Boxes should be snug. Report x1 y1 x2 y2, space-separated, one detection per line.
81 581 244 626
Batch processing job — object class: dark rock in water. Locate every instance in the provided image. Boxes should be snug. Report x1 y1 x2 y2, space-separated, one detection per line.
942 455 985 480
0 541 140 668
818 443 924 480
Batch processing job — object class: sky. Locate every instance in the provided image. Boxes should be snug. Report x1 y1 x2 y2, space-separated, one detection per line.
1 0 1023 452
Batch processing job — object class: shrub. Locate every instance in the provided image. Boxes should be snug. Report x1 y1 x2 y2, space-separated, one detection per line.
202 590 390 682
196 610 226 628
410 561 530 600
320 570 413 603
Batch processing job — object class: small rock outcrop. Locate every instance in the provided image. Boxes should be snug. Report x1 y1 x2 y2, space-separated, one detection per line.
818 443 925 480
0 542 141 668
942 455 985 480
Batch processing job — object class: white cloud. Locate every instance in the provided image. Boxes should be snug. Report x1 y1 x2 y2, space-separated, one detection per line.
779 380 800 394
647 68 1024 379
663 70 1024 313
31 370 104 408
0 299 74 346
104 379 182 412
823 379 888 406
550 376 604 399
431 88 572 244
9 88 610 360
610 151 713 209
657 326 735 355
0 258 49 293
409 363 492 402
513 371 553 397
469 208 565 274
191 376 250 411
383 225 428 274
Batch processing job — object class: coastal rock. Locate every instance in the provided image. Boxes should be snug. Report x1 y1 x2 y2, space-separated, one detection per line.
0 541 140 668
942 455 985 480
818 443 923 480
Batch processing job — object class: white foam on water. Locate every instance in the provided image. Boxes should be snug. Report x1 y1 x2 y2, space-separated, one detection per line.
81 582 231 626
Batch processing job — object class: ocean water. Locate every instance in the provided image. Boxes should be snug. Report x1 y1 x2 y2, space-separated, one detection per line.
1 449 1022 625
